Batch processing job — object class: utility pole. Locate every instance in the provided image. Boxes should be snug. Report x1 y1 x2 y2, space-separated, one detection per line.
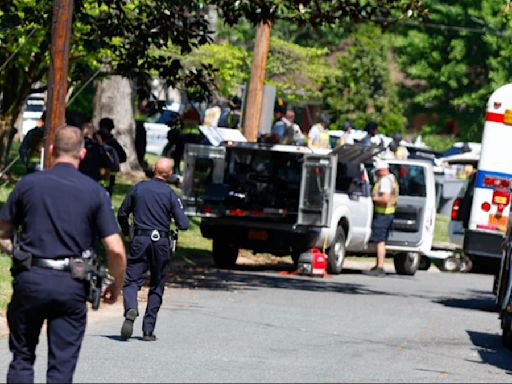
242 21 272 142
44 0 74 169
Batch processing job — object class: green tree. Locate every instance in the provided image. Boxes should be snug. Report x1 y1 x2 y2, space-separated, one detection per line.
321 23 406 134
0 0 424 170
393 0 512 140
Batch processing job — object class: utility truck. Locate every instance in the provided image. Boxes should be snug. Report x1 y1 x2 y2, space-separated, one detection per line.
182 141 436 275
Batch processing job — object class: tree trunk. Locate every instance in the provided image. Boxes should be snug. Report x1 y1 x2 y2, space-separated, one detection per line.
92 75 140 172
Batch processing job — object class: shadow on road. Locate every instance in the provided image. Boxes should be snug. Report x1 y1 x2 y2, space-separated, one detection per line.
434 290 498 313
166 257 393 297
466 330 512 375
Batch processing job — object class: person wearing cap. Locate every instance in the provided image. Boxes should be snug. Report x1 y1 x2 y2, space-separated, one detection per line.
384 132 409 160
308 112 330 149
364 158 399 276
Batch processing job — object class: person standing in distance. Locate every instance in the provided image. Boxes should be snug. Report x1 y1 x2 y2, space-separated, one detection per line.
117 157 189 341
0 126 126 383
308 112 330 149
364 159 399 277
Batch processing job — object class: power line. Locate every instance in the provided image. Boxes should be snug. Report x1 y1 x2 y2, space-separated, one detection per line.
376 17 510 37
0 28 38 72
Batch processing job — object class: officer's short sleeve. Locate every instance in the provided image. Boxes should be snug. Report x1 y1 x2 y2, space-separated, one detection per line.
94 188 120 238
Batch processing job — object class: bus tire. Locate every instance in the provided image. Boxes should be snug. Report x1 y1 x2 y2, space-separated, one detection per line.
441 256 460 272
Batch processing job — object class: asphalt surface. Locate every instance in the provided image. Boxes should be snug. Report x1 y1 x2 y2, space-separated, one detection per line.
0 260 511 383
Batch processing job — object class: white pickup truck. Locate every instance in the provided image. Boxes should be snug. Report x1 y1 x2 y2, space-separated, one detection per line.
182 142 437 276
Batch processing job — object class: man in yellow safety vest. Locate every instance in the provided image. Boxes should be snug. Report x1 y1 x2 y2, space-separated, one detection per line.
364 158 399 277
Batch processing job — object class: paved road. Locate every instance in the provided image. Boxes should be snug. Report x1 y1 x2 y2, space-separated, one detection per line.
0 260 511 383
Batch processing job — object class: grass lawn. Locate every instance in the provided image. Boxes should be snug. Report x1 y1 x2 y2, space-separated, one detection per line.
434 213 450 244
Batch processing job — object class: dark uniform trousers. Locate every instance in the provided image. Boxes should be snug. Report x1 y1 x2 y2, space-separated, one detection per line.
7 267 87 383
123 235 170 335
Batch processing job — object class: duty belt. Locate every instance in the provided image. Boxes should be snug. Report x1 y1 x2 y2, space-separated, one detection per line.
32 257 71 271
134 229 169 241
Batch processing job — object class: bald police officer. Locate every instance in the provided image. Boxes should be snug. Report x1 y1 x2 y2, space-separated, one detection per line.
0 126 127 383
117 157 189 341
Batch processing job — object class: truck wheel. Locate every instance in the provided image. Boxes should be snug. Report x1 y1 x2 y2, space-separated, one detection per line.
212 238 239 268
291 251 301 268
327 228 346 275
393 252 420 276
419 256 431 271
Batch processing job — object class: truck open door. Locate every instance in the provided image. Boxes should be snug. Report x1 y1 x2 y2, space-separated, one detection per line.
297 154 337 227
182 144 226 217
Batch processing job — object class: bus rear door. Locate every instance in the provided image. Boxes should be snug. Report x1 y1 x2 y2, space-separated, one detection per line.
465 84 512 268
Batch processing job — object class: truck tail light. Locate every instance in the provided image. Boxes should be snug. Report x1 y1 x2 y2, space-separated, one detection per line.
227 209 245 216
451 198 460 220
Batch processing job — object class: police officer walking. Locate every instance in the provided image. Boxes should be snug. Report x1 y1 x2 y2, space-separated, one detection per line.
0 126 127 383
117 157 189 341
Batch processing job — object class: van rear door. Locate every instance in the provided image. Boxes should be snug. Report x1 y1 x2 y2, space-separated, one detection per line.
386 160 437 254
182 143 226 217
297 154 337 227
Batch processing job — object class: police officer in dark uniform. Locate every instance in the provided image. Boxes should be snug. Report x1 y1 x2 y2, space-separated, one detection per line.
0 126 127 383
117 157 189 341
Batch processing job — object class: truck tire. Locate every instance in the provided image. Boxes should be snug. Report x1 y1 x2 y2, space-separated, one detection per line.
212 238 239 268
291 251 301 268
393 252 420 276
327 228 346 275
419 255 431 271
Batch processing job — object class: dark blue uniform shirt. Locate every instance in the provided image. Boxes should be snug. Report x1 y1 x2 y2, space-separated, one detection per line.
0 163 119 258
117 178 189 234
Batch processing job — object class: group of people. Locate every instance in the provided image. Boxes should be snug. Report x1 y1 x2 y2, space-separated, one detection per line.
267 97 408 158
19 115 128 195
4 123 190 383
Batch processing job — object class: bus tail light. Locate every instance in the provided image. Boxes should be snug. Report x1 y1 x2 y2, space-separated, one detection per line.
492 189 510 206
451 198 460 220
